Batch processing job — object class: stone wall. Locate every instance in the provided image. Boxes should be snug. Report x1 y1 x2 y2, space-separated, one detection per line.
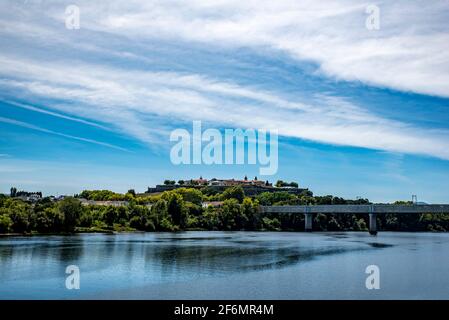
145 184 311 196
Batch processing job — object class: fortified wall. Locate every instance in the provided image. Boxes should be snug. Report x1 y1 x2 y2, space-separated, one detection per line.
145 184 312 196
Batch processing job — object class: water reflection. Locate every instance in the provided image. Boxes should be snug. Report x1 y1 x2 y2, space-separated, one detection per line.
1 231 449 299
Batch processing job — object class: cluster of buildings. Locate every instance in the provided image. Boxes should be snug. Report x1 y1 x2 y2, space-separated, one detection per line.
147 176 309 197
13 194 67 203
9 189 43 202
8 188 68 203
15 193 42 202
7 176 308 206
188 176 271 187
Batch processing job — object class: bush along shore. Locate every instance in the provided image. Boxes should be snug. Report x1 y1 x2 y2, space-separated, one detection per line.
1 187 449 235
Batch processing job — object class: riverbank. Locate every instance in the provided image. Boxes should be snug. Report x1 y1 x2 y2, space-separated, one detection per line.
1 228 448 238
3 192 449 236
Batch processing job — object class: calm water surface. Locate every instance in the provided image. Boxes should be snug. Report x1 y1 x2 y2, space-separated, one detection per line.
1 231 449 299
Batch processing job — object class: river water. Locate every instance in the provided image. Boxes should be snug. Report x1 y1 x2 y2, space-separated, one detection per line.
1 231 449 299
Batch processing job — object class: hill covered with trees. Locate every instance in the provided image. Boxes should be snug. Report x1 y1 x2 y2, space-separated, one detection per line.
1 187 448 234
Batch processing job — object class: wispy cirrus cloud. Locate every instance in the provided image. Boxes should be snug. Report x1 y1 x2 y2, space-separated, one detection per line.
36 0 449 98
1 54 449 160
0 0 448 161
2 0 448 97
0 116 129 152
3 100 110 130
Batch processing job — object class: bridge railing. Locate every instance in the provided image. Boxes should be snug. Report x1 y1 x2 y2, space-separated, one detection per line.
260 204 449 214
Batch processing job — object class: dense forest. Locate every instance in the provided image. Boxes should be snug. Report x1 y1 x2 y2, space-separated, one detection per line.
1 187 449 234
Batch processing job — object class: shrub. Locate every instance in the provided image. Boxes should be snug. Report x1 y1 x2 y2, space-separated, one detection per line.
0 214 12 233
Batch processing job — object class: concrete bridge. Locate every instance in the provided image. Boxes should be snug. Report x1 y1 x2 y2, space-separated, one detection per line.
259 204 449 235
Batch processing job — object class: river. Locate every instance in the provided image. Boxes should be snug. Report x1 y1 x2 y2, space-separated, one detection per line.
1 231 449 299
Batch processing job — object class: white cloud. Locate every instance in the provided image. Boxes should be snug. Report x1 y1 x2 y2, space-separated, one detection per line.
1 54 449 160
2 1 448 97
0 1 448 160
41 0 448 98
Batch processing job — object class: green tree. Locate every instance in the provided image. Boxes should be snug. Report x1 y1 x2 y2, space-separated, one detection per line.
394 200 413 205
242 197 260 230
82 190 128 201
354 218 367 231
10 187 17 197
275 180 285 187
128 204 154 231
201 186 219 196
164 192 188 228
8 208 30 233
262 217 281 231
175 188 203 205
151 199 170 230
315 195 334 205
200 207 219 230
0 214 12 233
116 206 129 225
221 186 245 203
256 192 274 206
130 212 155 231
103 206 118 226
271 192 295 204
79 209 93 228
184 201 202 217
0 194 6 207
79 190 91 199
58 197 82 232
220 199 240 230
34 207 64 233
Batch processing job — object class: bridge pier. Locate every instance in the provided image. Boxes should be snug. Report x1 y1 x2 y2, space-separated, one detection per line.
368 213 377 235
305 213 313 232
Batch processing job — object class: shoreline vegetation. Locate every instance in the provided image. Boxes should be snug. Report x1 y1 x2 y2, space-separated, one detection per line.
1 186 449 236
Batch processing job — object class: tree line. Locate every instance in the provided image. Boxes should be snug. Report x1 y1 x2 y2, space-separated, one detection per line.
1 187 449 234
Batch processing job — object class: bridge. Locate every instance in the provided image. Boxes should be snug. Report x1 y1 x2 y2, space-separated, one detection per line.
259 204 449 235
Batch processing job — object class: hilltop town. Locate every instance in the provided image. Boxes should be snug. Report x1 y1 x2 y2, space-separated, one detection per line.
146 176 308 196
3 177 447 235
4 177 308 204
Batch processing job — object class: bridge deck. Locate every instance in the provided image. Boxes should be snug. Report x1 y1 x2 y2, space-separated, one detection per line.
260 204 449 214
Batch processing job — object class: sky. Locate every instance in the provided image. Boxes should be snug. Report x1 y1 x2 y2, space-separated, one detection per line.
0 0 449 203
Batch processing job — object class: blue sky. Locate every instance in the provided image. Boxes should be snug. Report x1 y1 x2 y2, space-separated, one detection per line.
1 0 449 203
